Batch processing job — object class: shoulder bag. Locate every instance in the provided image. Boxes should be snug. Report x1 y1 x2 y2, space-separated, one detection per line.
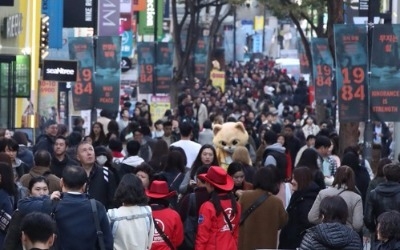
239 193 269 226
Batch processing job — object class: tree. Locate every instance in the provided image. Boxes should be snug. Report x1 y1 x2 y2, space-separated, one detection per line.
263 0 358 155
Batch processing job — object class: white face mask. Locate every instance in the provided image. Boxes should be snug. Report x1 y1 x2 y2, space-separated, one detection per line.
96 155 108 166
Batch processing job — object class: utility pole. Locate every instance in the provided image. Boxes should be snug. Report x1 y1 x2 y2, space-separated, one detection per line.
233 5 237 63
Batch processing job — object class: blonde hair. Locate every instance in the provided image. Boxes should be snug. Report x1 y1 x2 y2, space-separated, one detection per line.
232 146 252 165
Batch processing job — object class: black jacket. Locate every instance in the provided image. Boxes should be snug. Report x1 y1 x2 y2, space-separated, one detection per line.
50 155 79 178
364 181 400 232
377 239 400 250
33 134 55 155
300 223 362 250
279 182 320 249
85 164 117 209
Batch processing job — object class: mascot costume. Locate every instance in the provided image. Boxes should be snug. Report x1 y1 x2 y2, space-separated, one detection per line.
213 122 249 170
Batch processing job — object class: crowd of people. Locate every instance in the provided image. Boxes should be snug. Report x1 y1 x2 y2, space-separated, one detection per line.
0 58 398 250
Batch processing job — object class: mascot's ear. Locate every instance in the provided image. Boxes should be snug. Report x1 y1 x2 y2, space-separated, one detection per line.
234 122 246 134
213 124 222 135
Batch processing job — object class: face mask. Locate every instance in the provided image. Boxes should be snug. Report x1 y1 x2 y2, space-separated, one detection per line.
96 155 107 166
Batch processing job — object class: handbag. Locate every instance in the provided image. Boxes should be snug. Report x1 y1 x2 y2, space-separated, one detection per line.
0 209 11 233
239 193 269 225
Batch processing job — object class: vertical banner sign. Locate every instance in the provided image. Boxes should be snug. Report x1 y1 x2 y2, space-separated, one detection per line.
68 37 95 110
14 55 30 97
155 42 173 94
150 96 170 123
194 35 208 80
38 81 59 122
42 0 63 48
298 40 310 74
210 69 226 92
0 63 9 97
138 0 163 39
95 36 121 110
97 0 120 36
334 25 368 122
63 0 94 28
310 38 334 101
370 24 400 121
137 42 155 94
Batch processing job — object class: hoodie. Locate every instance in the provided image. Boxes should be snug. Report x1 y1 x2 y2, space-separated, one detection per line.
364 181 400 232
117 156 145 180
300 223 361 250
263 143 286 166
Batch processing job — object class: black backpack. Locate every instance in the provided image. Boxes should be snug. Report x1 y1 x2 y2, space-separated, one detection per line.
262 148 287 181
179 193 197 250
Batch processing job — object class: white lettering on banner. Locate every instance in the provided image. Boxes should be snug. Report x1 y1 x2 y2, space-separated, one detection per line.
146 0 155 27
85 8 92 21
3 13 23 38
102 0 117 26
46 68 75 75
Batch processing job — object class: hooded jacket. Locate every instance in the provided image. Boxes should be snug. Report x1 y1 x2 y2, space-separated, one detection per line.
364 181 400 232
300 223 362 250
263 143 287 180
117 155 144 180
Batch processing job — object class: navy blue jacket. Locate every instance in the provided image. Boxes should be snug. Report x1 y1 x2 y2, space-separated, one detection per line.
18 193 113 250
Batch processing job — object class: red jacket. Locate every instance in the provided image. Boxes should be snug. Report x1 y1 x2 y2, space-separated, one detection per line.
150 207 184 250
195 196 241 250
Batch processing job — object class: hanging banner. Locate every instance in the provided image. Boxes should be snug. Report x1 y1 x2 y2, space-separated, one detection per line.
334 24 368 122
68 37 95 110
0 63 10 97
150 96 170 123
138 0 163 39
95 36 121 110
137 42 155 94
97 0 120 36
194 35 208 80
42 0 63 48
310 38 334 101
370 24 400 121
63 0 94 28
254 16 264 31
298 40 311 74
253 33 263 53
38 80 59 123
15 55 30 97
210 69 226 92
155 42 173 94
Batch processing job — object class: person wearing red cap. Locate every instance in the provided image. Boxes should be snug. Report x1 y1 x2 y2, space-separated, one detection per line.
146 180 184 250
195 166 241 250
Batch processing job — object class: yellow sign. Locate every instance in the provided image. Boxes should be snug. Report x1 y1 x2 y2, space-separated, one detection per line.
150 96 170 123
254 16 264 31
210 69 226 92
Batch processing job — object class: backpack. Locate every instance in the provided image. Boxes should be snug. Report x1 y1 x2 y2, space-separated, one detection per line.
263 148 288 181
179 193 197 250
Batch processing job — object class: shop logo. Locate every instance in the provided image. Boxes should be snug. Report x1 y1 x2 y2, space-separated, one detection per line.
46 68 75 75
43 60 78 81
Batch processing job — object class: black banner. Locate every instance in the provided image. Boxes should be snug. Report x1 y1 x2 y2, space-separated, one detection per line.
155 42 173 94
311 38 334 101
63 0 94 28
334 24 368 122
137 42 155 94
68 37 94 110
370 24 400 121
42 60 77 82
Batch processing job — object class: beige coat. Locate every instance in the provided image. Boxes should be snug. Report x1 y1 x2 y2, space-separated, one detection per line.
308 186 364 232
20 166 61 193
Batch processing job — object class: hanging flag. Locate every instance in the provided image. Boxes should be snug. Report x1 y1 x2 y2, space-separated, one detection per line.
311 38 334 101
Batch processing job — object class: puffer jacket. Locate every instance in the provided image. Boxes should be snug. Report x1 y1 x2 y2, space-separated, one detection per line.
364 181 400 232
299 223 361 250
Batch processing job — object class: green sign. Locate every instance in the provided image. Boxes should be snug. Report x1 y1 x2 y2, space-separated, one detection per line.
0 63 10 97
15 55 30 97
138 0 163 39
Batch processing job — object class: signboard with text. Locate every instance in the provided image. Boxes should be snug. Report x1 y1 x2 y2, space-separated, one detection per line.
334 24 368 122
138 0 163 38
311 38 334 101
370 24 400 121
95 36 121 110
14 55 30 97
137 42 155 94
63 0 94 28
43 60 77 82
68 37 95 110
155 42 173 94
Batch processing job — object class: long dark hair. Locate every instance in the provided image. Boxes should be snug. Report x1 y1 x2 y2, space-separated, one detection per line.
0 162 15 195
89 122 106 143
297 148 319 171
209 189 238 217
190 144 218 179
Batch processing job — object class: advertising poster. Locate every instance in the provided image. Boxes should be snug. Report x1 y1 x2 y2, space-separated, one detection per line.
95 36 121 110
334 24 368 122
194 35 208 80
370 24 400 121
155 42 173 94
311 38 334 101
210 69 226 92
138 0 163 39
68 37 95 110
14 55 31 97
150 96 170 122
137 42 155 94
298 40 311 74
38 80 59 123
